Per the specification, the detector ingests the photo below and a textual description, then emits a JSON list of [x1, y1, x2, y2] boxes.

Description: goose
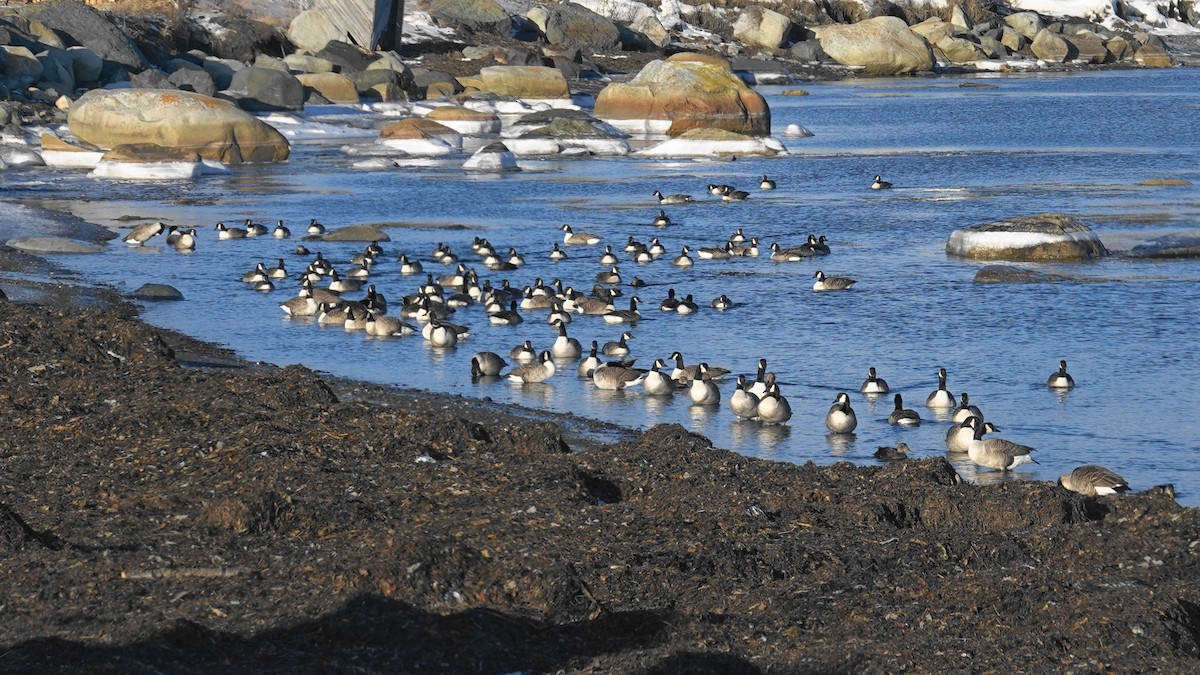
[[648, 238, 666, 258], [310, 253, 333, 276], [365, 312, 416, 337], [592, 364, 645, 390], [294, 244, 310, 256], [546, 300, 572, 326], [603, 297, 641, 324], [307, 218, 326, 235], [215, 222, 247, 239], [643, 359, 676, 396], [438, 264, 468, 287], [422, 320, 469, 342], [871, 175, 892, 190], [602, 331, 633, 357], [659, 289, 680, 312], [729, 238, 759, 257], [297, 265, 323, 284], [687, 364, 721, 406], [578, 341, 603, 378], [1047, 360, 1075, 389], [252, 278, 275, 292], [670, 352, 730, 383], [265, 258, 288, 279], [951, 392, 983, 424], [426, 320, 459, 347], [272, 220, 291, 238], [807, 234, 831, 255], [242, 262, 270, 284], [707, 183, 732, 196], [926, 368, 956, 408], [399, 255, 423, 275], [629, 277, 647, 288], [946, 417, 999, 454], [489, 301, 523, 326], [520, 287, 554, 311], [756, 383, 791, 424], [345, 263, 371, 279], [548, 243, 568, 260], [653, 190, 693, 205], [875, 443, 910, 461], [825, 392, 858, 434], [812, 270, 856, 291], [630, 245, 653, 263], [366, 240, 384, 257], [596, 266, 621, 285], [562, 224, 601, 245], [860, 367, 889, 395], [887, 393, 921, 426], [510, 340, 538, 363], [760, 175, 776, 190], [341, 305, 368, 331], [769, 242, 807, 262], [505, 350, 556, 383], [675, 294, 700, 315], [966, 416, 1036, 471], [652, 210, 672, 227], [316, 302, 351, 326], [697, 242, 733, 260], [446, 283, 475, 308], [721, 187, 750, 202], [730, 375, 760, 420], [711, 295, 734, 310], [728, 228, 746, 243], [123, 221, 164, 246], [673, 246, 693, 267], [747, 359, 770, 396], [304, 283, 342, 306], [1058, 466, 1131, 496], [550, 320, 582, 360], [171, 228, 197, 251], [472, 352, 508, 378], [623, 237, 642, 253], [244, 219, 268, 237], [598, 246, 619, 266], [573, 294, 613, 316], [328, 272, 364, 294]]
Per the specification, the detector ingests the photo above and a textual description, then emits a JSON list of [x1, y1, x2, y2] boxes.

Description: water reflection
[[756, 423, 791, 453], [825, 432, 856, 456], [509, 380, 555, 404], [950, 457, 1041, 487]]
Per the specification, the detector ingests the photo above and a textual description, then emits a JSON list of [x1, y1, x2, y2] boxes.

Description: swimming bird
[[673, 246, 693, 267], [676, 294, 700, 315], [966, 416, 1036, 471], [578, 341, 603, 378], [1047, 359, 1075, 389], [653, 190, 693, 205], [887, 393, 921, 426], [926, 368, 956, 408], [756, 382, 791, 424], [123, 221, 164, 246], [812, 270, 856, 291], [659, 289, 680, 312], [747, 359, 770, 396], [860, 367, 889, 395], [687, 364, 721, 406], [592, 364, 645, 390], [244, 219, 268, 237], [760, 175, 776, 190], [729, 238, 759, 257], [946, 417, 999, 453], [242, 262, 269, 284], [294, 245, 310, 256], [399, 255, 423, 275], [697, 242, 733, 260], [548, 243, 568, 260], [871, 175, 892, 190], [951, 392, 983, 424], [648, 238, 666, 258], [265, 258, 288, 280], [730, 375, 760, 420], [252, 278, 274, 292], [307, 219, 325, 235], [807, 234, 831, 255], [596, 266, 621, 285], [562, 224, 601, 245], [602, 331, 633, 357], [728, 228, 746, 243], [343, 305, 368, 331], [215, 222, 247, 239], [707, 183, 732, 196], [272, 220, 291, 238], [652, 210, 671, 227], [769, 242, 807, 262], [603, 297, 641, 324], [643, 359, 675, 396], [171, 228, 197, 251], [1058, 465, 1131, 496], [721, 187, 750, 201], [365, 312, 416, 337], [316, 302, 351, 326], [550, 320, 582, 360], [511, 340, 537, 363], [471, 352, 508, 378], [711, 295, 734, 311], [825, 392, 858, 434], [629, 277, 646, 288], [488, 300, 523, 326], [874, 443, 910, 461], [598, 246, 619, 266], [328, 272, 363, 294], [505, 350, 556, 383], [426, 320, 459, 347]]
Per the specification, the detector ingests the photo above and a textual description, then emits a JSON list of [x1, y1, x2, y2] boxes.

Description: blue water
[[8, 69, 1200, 502]]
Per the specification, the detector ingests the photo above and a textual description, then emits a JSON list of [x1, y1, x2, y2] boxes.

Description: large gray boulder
[[1064, 31, 1107, 63], [1004, 11, 1044, 40], [1128, 233, 1200, 259], [533, 3, 621, 52], [315, 41, 376, 74], [1031, 29, 1071, 61], [168, 63, 216, 97], [226, 66, 305, 112], [812, 17, 934, 75], [16, 0, 147, 70], [732, 6, 793, 49], [2, 46, 44, 90], [946, 214, 1107, 261], [287, 9, 343, 53], [67, 46, 103, 84], [429, 0, 512, 36]]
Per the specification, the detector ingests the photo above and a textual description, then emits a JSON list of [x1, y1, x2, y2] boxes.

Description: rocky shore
[[0, 277, 1198, 672]]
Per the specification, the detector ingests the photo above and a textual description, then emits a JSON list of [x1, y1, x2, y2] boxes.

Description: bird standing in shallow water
[[966, 416, 1036, 471]]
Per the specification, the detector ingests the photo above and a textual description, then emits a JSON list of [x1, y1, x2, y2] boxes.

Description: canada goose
[[562, 224, 601, 245], [344, 263, 370, 279], [505, 350, 556, 383], [951, 392, 983, 424], [171, 228, 197, 251], [272, 220, 290, 238], [707, 183, 732, 196], [596, 266, 621, 285], [760, 175, 776, 190], [304, 282, 342, 306], [592, 364, 645, 390], [446, 283, 474, 308], [729, 238, 759, 257], [422, 320, 469, 342], [242, 262, 270, 284], [364, 240, 383, 257], [297, 265, 322, 284], [728, 228, 746, 243], [926, 368, 956, 408], [399, 255, 423, 275], [123, 221, 164, 245], [659, 289, 680, 312], [437, 264, 468, 288], [711, 295, 734, 310], [812, 270, 856, 291], [310, 252, 333, 275], [489, 301, 523, 326], [294, 245, 310, 256], [1058, 465, 1131, 496], [806, 234, 831, 255], [623, 237, 641, 253], [343, 305, 369, 331], [967, 416, 1036, 471], [326, 272, 361, 294], [860, 367, 889, 395], [874, 443, 910, 461], [721, 187, 750, 201], [673, 246, 693, 267], [597, 246, 618, 266], [697, 243, 733, 260], [676, 294, 699, 315], [265, 258, 288, 279], [688, 364, 721, 406], [871, 175, 892, 190], [548, 243, 568, 260], [643, 359, 675, 396], [747, 359, 770, 396], [652, 210, 671, 227], [629, 277, 646, 288], [472, 352, 508, 378], [252, 278, 274, 292], [603, 297, 641, 324], [551, 320, 582, 360], [670, 352, 730, 383], [316, 302, 350, 326], [769, 242, 807, 262], [426, 320, 459, 347], [825, 392, 858, 434], [946, 417, 999, 454], [756, 383, 791, 424], [215, 222, 247, 239], [578, 341, 602, 378], [602, 331, 633, 357], [244, 219, 268, 237], [573, 294, 613, 316], [887, 393, 921, 426], [546, 300, 573, 326], [365, 312, 416, 337], [730, 375, 760, 420], [653, 190, 693, 205], [1047, 360, 1075, 389], [307, 218, 326, 235]]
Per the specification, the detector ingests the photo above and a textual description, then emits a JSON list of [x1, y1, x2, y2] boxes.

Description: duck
[[488, 301, 523, 326], [122, 221, 164, 246], [673, 246, 694, 267], [687, 364, 721, 406], [244, 219, 268, 237], [505, 350, 556, 383], [596, 266, 621, 285], [365, 312, 416, 337], [887, 393, 921, 426], [926, 368, 956, 408], [398, 255, 423, 275], [471, 352, 508, 378], [562, 224, 601, 245], [756, 382, 792, 424], [812, 270, 856, 291], [654, 190, 694, 205], [825, 392, 858, 434], [548, 243, 568, 260], [426, 320, 459, 348], [760, 175, 776, 190], [307, 218, 326, 235], [951, 392, 983, 424], [643, 359, 676, 396], [511, 340, 537, 363], [602, 331, 633, 357], [272, 220, 291, 238], [215, 222, 247, 240], [859, 367, 889, 395], [578, 341, 603, 378], [1058, 465, 1131, 496], [711, 295, 734, 311], [592, 364, 645, 391], [730, 375, 760, 420], [598, 246, 619, 266], [874, 443, 910, 461], [1047, 359, 1075, 389], [659, 289, 680, 312], [603, 297, 641, 324], [871, 175, 893, 190], [550, 320, 582, 360], [946, 416, 999, 454], [966, 416, 1036, 471], [652, 210, 672, 227]]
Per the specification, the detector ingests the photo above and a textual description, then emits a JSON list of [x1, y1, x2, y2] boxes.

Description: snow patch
[[945, 229, 1102, 256], [378, 136, 458, 156], [90, 161, 204, 180], [635, 135, 787, 158]]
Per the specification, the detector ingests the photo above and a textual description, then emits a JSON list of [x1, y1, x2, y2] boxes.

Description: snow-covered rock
[[634, 128, 786, 158], [463, 141, 519, 171], [946, 213, 1107, 261]]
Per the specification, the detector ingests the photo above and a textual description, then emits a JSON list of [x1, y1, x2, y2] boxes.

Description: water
[[8, 69, 1200, 502]]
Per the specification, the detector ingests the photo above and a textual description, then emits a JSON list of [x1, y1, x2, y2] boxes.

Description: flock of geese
[[121, 173, 1139, 499]]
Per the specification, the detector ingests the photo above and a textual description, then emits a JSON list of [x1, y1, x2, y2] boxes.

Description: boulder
[[201, 57, 242, 90], [950, 5, 972, 31], [428, 0, 512, 36], [191, 16, 287, 64], [1128, 233, 1200, 259], [315, 41, 376, 74], [226, 66, 305, 112], [67, 46, 103, 84], [296, 73, 360, 103], [477, 65, 569, 98], [1004, 12, 1044, 40], [36, 47, 74, 90], [1105, 36, 1132, 61], [594, 55, 770, 136], [168, 66, 216, 97], [6, 236, 103, 254], [378, 117, 462, 155], [937, 36, 984, 63], [790, 40, 829, 62], [1031, 29, 1071, 62], [999, 26, 1027, 52], [16, 0, 147, 70], [67, 89, 289, 164], [732, 6, 793, 49], [514, 116, 630, 155], [634, 127, 786, 158], [946, 214, 1107, 261], [130, 68, 173, 89], [811, 17, 934, 75], [322, 225, 390, 242], [287, 9, 343, 53], [1138, 178, 1192, 186], [910, 18, 953, 44], [132, 284, 184, 300], [426, 106, 501, 135], [463, 141, 519, 171], [284, 54, 336, 74], [2, 46, 43, 90], [1134, 43, 1176, 67], [1064, 31, 1107, 63], [632, 15, 671, 49], [540, 3, 621, 52], [254, 55, 290, 72], [973, 265, 1073, 283]]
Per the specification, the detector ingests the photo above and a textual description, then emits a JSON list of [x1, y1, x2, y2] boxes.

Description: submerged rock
[[973, 265, 1076, 283], [635, 127, 786, 158], [463, 141, 519, 171], [946, 214, 1107, 261], [132, 284, 184, 300], [323, 225, 391, 242], [377, 117, 463, 155], [1128, 233, 1200, 259], [6, 236, 104, 254]]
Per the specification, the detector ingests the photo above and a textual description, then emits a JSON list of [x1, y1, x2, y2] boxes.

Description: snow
[[572, 0, 656, 24], [945, 228, 1103, 256], [1011, 0, 1200, 34], [377, 137, 457, 156], [90, 161, 204, 180], [402, 10, 457, 44], [259, 113, 378, 143], [463, 145, 520, 172], [429, 118, 502, 136], [634, 135, 787, 158], [599, 118, 673, 136]]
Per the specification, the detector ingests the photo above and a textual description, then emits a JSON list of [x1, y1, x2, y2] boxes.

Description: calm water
[[8, 69, 1200, 502]]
